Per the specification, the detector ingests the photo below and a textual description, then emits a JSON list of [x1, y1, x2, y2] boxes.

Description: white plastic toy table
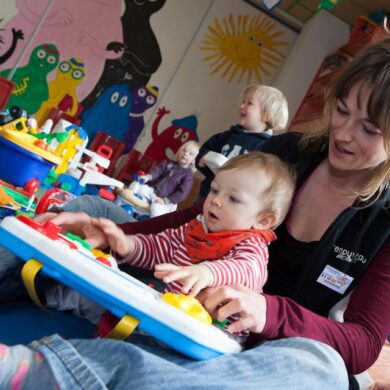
[[0, 216, 242, 360]]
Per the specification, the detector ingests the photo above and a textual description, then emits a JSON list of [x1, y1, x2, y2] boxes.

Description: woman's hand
[[197, 285, 267, 334], [91, 218, 135, 258], [48, 211, 109, 249], [370, 383, 390, 390]]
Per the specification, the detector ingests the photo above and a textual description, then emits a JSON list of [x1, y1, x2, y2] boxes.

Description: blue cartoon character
[[144, 107, 198, 162], [81, 83, 132, 144], [124, 84, 158, 153], [0, 43, 60, 114]]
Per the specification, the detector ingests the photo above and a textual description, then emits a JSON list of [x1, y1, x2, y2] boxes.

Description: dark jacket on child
[[195, 125, 271, 200]]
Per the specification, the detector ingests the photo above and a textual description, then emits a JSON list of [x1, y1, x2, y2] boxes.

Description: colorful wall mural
[[0, 0, 297, 164]]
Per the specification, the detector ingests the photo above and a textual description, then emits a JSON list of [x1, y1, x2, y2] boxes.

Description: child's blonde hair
[[218, 152, 295, 229], [175, 140, 200, 169], [241, 84, 289, 131]]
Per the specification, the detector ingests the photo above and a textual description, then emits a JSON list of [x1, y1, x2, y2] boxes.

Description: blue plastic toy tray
[[0, 216, 241, 360]]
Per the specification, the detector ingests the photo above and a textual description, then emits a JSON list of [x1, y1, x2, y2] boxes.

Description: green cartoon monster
[[1, 43, 60, 114]]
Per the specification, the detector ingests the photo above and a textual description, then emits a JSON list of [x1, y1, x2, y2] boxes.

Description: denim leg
[[62, 195, 133, 224], [0, 343, 57, 389], [45, 284, 105, 324], [34, 334, 348, 390], [0, 246, 56, 300], [0, 247, 25, 298]]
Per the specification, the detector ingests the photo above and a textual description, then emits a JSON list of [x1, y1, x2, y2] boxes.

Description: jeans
[[61, 194, 134, 223], [0, 334, 348, 389]]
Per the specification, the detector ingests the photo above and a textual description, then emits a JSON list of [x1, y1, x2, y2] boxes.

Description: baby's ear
[[254, 212, 276, 230]]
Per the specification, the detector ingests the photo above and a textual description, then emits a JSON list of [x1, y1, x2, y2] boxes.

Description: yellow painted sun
[[200, 14, 288, 83]]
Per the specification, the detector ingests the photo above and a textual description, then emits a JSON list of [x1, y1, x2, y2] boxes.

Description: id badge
[[317, 265, 353, 294]]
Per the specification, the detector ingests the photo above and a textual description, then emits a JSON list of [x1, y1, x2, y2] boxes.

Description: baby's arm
[[205, 237, 269, 292], [154, 263, 214, 296]]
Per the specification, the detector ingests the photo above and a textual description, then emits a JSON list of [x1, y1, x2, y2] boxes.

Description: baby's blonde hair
[[241, 84, 289, 131], [218, 152, 296, 229]]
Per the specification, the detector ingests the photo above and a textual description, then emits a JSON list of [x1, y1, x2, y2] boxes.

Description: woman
[[1, 36, 390, 389]]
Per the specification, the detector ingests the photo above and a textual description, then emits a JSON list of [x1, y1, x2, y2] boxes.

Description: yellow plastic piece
[[0, 129, 62, 164], [106, 314, 140, 340], [0, 186, 14, 204], [35, 57, 85, 125], [162, 293, 212, 325], [53, 128, 85, 175], [91, 248, 111, 258], [21, 258, 46, 310], [0, 117, 29, 133]]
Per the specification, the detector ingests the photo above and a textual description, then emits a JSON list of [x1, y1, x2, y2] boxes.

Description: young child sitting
[[94, 151, 295, 338], [119, 140, 200, 217], [196, 84, 288, 200]]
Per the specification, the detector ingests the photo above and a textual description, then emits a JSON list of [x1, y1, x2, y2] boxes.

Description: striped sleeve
[[204, 236, 268, 292], [121, 224, 191, 271]]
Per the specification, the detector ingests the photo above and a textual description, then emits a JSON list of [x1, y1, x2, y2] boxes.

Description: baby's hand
[[91, 218, 135, 258], [153, 197, 165, 204], [154, 264, 214, 297], [198, 157, 206, 168]]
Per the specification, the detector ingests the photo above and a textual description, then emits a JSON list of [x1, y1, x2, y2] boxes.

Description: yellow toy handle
[[21, 258, 46, 310], [106, 314, 140, 340], [21, 258, 139, 340]]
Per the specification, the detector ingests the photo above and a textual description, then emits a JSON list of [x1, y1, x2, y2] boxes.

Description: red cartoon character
[[144, 107, 198, 162]]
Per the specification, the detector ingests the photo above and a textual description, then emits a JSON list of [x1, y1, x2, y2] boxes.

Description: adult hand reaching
[[197, 284, 267, 334], [47, 211, 109, 249], [90, 218, 135, 258]]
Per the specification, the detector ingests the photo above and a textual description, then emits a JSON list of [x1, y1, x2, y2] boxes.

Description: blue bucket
[[0, 136, 57, 187]]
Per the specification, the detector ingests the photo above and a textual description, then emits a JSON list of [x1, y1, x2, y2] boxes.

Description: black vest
[[263, 132, 390, 316]]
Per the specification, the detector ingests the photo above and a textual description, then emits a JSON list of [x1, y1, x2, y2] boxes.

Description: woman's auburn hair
[[299, 35, 390, 203]]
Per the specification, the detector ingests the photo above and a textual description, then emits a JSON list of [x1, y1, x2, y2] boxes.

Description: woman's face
[[328, 82, 388, 174]]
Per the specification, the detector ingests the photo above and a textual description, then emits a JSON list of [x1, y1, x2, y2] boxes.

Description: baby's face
[[203, 167, 270, 232], [178, 146, 198, 168]]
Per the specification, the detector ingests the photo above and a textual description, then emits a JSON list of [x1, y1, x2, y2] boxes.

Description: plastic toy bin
[[0, 135, 57, 187]]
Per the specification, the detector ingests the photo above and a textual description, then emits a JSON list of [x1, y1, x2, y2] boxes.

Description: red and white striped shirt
[[123, 220, 269, 294]]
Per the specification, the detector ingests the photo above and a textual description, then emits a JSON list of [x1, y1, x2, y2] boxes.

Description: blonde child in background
[[120, 140, 200, 217], [94, 152, 295, 338], [196, 84, 288, 200]]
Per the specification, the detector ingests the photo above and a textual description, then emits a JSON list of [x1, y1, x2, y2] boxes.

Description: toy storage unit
[[0, 130, 62, 187]]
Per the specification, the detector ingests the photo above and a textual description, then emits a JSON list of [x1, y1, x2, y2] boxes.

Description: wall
[[0, 1, 311, 162], [273, 10, 350, 124], [136, 0, 297, 159]]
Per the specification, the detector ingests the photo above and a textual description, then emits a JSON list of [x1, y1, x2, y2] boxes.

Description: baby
[[95, 152, 295, 336], [120, 140, 199, 217]]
